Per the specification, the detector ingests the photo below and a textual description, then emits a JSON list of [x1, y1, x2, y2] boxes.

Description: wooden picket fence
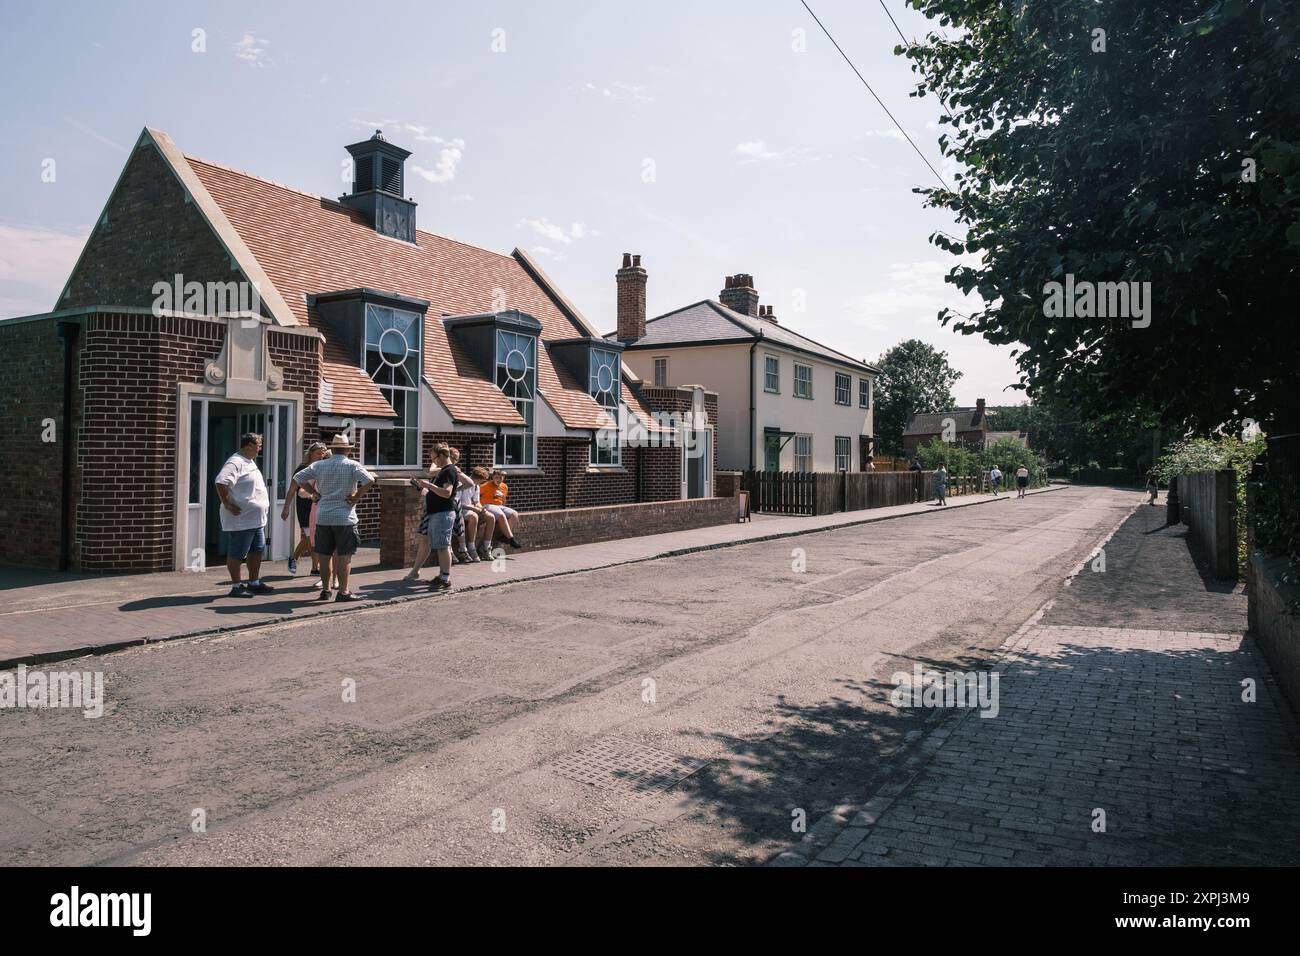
[[741, 469, 943, 516]]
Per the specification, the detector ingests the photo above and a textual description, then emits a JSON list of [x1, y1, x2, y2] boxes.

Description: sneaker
[[228, 584, 254, 598], [476, 543, 492, 561], [465, 549, 480, 563], [334, 591, 362, 602], [507, 537, 523, 549], [249, 581, 276, 595], [403, 568, 421, 582], [317, 590, 332, 601], [287, 558, 299, 574], [428, 577, 452, 593], [454, 550, 472, 565]]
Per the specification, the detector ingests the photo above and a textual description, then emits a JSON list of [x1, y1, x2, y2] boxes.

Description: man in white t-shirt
[[214, 432, 274, 598]]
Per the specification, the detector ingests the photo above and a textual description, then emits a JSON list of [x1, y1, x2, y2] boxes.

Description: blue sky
[[0, 0, 1016, 405]]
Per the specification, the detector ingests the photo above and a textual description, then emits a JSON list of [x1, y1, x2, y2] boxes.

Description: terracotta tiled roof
[[185, 155, 627, 429]]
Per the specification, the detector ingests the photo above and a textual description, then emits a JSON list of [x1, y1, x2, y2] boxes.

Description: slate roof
[[184, 151, 663, 431], [608, 299, 879, 375], [904, 408, 988, 436]]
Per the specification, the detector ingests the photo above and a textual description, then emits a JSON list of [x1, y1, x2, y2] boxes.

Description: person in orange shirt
[[479, 469, 523, 549]]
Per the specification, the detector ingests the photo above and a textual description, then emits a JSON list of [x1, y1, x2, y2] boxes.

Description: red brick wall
[[61, 312, 319, 572], [0, 320, 69, 568], [61, 143, 256, 314]]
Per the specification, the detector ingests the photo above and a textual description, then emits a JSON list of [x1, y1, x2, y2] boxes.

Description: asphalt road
[[0, 486, 1138, 866]]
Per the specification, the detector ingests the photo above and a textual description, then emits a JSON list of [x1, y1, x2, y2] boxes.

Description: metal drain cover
[[551, 737, 710, 794]]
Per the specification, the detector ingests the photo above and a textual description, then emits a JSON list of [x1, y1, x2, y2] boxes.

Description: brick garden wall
[[0, 320, 69, 569], [380, 487, 739, 566]]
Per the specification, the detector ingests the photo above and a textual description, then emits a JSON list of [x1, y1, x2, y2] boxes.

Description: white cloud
[[0, 223, 88, 318], [735, 140, 781, 162], [530, 245, 562, 261], [581, 81, 653, 103], [410, 138, 465, 184], [233, 33, 271, 67], [520, 218, 596, 246]]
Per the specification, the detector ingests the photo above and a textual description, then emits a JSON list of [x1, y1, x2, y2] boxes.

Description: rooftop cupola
[[340, 130, 418, 243]]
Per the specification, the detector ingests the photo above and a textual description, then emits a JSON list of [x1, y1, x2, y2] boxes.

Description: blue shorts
[[225, 526, 265, 560], [426, 510, 455, 549]]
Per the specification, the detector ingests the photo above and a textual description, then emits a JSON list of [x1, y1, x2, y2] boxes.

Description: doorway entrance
[[682, 428, 713, 499], [182, 397, 295, 569]]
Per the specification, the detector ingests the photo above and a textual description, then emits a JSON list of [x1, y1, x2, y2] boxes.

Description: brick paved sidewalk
[[0, 485, 1064, 667], [774, 502, 1300, 866]]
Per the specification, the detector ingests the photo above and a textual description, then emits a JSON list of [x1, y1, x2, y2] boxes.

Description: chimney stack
[[616, 252, 648, 341], [720, 274, 760, 317], [975, 398, 986, 424], [758, 304, 778, 324]]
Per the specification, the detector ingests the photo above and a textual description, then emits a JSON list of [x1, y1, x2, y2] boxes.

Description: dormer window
[[495, 329, 536, 466], [590, 348, 621, 465], [364, 303, 420, 466]]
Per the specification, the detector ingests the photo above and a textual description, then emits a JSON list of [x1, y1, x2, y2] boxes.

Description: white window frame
[[653, 356, 668, 387], [794, 434, 813, 472], [764, 354, 780, 393], [859, 378, 870, 409], [834, 372, 851, 406], [835, 436, 851, 472], [794, 363, 813, 400]]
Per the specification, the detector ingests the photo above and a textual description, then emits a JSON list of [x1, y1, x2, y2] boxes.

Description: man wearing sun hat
[[284, 433, 375, 602]]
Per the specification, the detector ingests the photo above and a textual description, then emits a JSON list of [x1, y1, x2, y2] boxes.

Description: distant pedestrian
[[935, 462, 948, 506], [908, 456, 923, 472], [989, 464, 1003, 496], [1146, 471, 1159, 505], [283, 434, 375, 602], [214, 432, 274, 598], [1016, 465, 1030, 498]]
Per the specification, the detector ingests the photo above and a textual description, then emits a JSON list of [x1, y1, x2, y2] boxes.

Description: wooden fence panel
[[742, 470, 939, 515]]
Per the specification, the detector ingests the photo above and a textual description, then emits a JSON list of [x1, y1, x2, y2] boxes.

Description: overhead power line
[[876, 0, 956, 122], [799, 0, 950, 191]]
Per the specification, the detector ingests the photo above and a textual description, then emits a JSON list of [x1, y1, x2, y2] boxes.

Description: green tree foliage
[[874, 339, 962, 454], [902, 0, 1300, 436], [916, 435, 1044, 481]]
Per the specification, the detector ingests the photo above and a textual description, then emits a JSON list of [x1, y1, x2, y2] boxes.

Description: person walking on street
[[1146, 471, 1159, 505], [934, 461, 948, 507], [282, 434, 375, 602], [214, 432, 275, 598], [989, 464, 1003, 496], [288, 442, 327, 576], [1016, 465, 1030, 499]]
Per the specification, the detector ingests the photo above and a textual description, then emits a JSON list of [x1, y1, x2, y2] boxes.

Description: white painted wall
[[623, 343, 752, 469], [623, 340, 874, 472]]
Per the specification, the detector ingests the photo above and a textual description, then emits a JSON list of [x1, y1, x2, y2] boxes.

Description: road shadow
[[669, 638, 1300, 867]]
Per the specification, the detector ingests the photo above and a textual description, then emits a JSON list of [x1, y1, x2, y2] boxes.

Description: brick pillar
[[379, 479, 423, 567]]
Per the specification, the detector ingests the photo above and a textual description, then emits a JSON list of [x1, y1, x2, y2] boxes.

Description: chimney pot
[[632, 254, 641, 267], [622, 252, 631, 268]]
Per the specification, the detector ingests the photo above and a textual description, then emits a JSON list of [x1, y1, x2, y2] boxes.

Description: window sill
[[585, 465, 627, 475], [496, 466, 545, 477]]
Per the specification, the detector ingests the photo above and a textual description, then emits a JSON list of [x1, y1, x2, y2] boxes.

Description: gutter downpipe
[[749, 330, 764, 472], [56, 320, 80, 572]]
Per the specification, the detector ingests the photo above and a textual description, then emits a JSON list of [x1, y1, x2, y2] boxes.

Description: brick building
[[0, 127, 714, 572], [902, 399, 990, 457]]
